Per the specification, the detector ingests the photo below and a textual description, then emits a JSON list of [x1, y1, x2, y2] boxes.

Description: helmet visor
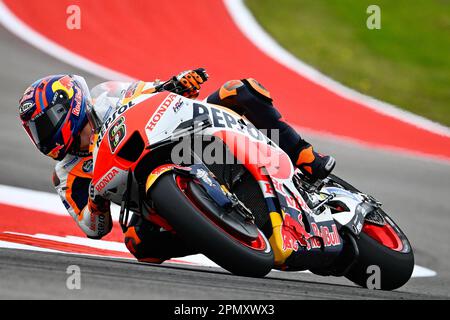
[[26, 103, 69, 150]]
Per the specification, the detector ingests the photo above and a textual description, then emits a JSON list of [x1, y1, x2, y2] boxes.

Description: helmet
[[19, 75, 90, 160]]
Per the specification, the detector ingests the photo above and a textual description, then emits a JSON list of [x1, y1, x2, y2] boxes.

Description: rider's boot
[[124, 214, 197, 263], [295, 144, 336, 182]]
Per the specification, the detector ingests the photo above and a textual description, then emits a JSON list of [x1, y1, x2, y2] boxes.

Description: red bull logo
[[281, 213, 309, 251], [280, 213, 341, 252], [47, 143, 64, 159], [311, 223, 341, 248]]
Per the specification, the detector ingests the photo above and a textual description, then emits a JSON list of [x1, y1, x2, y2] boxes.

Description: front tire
[[327, 174, 414, 290], [345, 231, 414, 290], [149, 173, 274, 277]]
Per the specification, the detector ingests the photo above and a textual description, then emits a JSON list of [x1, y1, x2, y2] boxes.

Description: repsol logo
[[146, 94, 178, 131], [97, 101, 135, 147], [192, 103, 269, 143], [95, 168, 119, 192], [90, 213, 106, 233]]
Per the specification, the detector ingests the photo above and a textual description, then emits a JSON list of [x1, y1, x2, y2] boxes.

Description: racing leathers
[[53, 75, 335, 263]]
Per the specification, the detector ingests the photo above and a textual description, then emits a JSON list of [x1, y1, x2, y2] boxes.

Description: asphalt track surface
[[0, 25, 449, 299]]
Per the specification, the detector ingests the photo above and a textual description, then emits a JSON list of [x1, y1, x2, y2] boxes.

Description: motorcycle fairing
[[90, 90, 365, 268], [92, 92, 173, 204], [140, 94, 348, 265]]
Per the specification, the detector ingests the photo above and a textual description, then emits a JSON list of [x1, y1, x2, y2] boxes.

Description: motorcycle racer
[[18, 70, 335, 263]]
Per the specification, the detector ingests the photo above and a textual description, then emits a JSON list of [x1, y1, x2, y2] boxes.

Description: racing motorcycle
[[88, 70, 414, 290]]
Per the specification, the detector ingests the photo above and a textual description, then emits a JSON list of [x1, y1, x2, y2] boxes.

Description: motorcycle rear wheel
[[149, 173, 274, 277]]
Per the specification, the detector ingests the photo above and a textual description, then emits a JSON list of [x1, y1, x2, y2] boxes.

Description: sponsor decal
[[51, 92, 60, 105], [20, 86, 35, 104], [89, 213, 106, 234], [259, 181, 276, 198], [52, 76, 74, 99], [192, 103, 268, 143], [281, 212, 308, 252], [310, 222, 341, 248], [124, 82, 139, 99], [146, 93, 178, 131], [19, 101, 35, 116], [96, 214, 107, 234], [95, 168, 120, 192], [89, 214, 96, 231], [82, 159, 93, 173], [172, 98, 184, 113], [108, 116, 126, 153], [72, 89, 82, 116], [97, 101, 135, 147], [47, 143, 64, 159], [58, 75, 73, 91], [281, 213, 341, 252], [62, 156, 79, 169]]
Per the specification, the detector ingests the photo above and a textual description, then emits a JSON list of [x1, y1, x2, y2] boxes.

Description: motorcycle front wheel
[[328, 174, 414, 290], [148, 173, 274, 277]]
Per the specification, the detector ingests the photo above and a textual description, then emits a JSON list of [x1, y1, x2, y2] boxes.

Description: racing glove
[[81, 183, 113, 239], [171, 68, 209, 99]]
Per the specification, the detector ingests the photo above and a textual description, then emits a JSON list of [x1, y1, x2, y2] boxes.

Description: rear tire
[[149, 173, 274, 277]]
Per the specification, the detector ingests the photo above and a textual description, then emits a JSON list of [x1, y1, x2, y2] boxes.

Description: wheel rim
[[175, 175, 269, 252], [362, 222, 404, 252]]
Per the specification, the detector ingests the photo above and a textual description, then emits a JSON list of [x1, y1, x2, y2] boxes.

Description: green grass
[[245, 0, 450, 126]]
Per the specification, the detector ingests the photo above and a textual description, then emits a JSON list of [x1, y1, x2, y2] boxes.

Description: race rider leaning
[[18, 70, 335, 264]]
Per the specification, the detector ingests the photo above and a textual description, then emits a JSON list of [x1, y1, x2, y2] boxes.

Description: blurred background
[[0, 0, 448, 299], [247, 0, 450, 126]]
